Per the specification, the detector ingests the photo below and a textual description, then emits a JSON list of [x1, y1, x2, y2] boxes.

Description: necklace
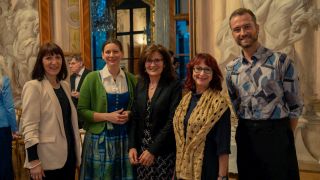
[[49, 79, 60, 89], [52, 82, 61, 89], [149, 83, 157, 90]]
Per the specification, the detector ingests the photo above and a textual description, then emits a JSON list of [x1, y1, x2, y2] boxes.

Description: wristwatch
[[220, 176, 228, 180]]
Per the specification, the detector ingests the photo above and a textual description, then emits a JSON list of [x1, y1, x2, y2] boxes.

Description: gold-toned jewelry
[[149, 83, 157, 90]]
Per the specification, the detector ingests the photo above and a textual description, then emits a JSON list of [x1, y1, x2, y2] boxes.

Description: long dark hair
[[138, 44, 176, 84], [32, 42, 68, 81], [184, 53, 223, 91]]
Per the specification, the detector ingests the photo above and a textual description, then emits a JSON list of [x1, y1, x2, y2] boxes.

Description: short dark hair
[[70, 54, 83, 62], [139, 44, 176, 84], [101, 38, 123, 52], [184, 53, 223, 92], [32, 42, 68, 81], [229, 8, 257, 27]]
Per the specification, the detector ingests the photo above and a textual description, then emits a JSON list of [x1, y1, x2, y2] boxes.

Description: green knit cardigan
[[77, 71, 137, 134]]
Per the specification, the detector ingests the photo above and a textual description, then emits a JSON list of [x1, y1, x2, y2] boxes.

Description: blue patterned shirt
[[226, 46, 303, 120]]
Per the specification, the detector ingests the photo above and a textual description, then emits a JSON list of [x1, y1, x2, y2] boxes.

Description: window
[[176, 20, 190, 79], [116, 0, 150, 74], [173, 0, 190, 80], [90, 0, 151, 72]]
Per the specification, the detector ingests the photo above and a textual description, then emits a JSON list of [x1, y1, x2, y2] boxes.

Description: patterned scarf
[[173, 89, 229, 180]]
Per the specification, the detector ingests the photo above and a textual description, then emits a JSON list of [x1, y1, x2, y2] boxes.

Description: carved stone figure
[[12, 0, 39, 93], [0, 1, 17, 97], [217, 0, 320, 64]]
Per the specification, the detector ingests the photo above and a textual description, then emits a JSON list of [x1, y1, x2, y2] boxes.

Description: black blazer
[[70, 68, 91, 106], [128, 78, 182, 156]]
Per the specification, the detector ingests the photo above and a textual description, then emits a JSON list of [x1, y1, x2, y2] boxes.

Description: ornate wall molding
[[80, 0, 92, 69], [39, 0, 51, 44], [39, 0, 91, 69]]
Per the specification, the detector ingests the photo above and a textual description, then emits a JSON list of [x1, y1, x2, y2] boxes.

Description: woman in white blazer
[[21, 42, 81, 180]]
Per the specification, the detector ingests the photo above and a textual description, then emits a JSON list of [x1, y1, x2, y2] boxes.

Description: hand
[[71, 90, 80, 98], [107, 109, 129, 124], [29, 160, 45, 180], [120, 110, 131, 119], [12, 131, 20, 140], [128, 148, 139, 165], [139, 150, 155, 167]]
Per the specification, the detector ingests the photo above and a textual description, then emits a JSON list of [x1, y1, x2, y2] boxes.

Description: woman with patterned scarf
[[173, 53, 231, 180]]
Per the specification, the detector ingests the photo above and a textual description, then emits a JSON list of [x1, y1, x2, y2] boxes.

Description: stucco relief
[[0, 0, 39, 107], [217, 0, 320, 65], [51, 1, 80, 53]]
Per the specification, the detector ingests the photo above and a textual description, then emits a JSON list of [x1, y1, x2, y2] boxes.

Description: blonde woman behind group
[[0, 56, 19, 180], [173, 53, 231, 180]]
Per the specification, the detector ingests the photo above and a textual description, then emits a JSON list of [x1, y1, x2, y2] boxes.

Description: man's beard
[[237, 34, 258, 49]]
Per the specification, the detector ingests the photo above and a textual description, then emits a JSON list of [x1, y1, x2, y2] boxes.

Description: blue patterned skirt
[[80, 125, 134, 180]]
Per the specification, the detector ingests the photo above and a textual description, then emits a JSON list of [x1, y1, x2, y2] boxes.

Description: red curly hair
[[184, 53, 223, 92]]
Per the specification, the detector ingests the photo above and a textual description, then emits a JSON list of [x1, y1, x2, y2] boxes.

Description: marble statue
[[0, 1, 16, 94], [0, 0, 40, 107], [217, 0, 320, 64], [12, 0, 39, 93], [243, 0, 319, 55]]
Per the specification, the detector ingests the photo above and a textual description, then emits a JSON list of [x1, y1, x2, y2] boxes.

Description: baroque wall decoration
[[0, 0, 40, 107], [51, 0, 80, 54]]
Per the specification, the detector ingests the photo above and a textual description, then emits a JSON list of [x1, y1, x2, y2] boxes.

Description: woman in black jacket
[[128, 44, 182, 180]]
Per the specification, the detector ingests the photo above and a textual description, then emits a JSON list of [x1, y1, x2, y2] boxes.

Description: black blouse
[[54, 86, 75, 159]]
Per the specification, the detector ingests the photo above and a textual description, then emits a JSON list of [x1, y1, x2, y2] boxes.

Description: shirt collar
[[78, 67, 85, 76], [100, 65, 125, 80], [240, 45, 271, 65]]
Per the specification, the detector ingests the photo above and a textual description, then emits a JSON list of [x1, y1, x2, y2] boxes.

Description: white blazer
[[21, 79, 81, 170]]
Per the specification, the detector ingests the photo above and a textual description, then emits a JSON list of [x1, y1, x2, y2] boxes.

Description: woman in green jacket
[[78, 39, 136, 180]]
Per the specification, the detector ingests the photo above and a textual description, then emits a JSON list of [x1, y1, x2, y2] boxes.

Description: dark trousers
[[236, 118, 300, 180], [0, 127, 13, 180], [43, 150, 76, 180]]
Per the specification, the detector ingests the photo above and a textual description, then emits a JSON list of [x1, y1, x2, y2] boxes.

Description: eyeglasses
[[193, 66, 212, 74], [231, 23, 254, 33], [146, 58, 163, 65]]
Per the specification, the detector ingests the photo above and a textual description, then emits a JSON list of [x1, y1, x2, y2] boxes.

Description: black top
[[183, 92, 231, 180], [54, 87, 75, 162], [27, 87, 75, 164]]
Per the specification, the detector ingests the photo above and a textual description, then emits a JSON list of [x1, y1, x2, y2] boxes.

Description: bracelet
[[29, 161, 41, 169], [219, 175, 228, 180]]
